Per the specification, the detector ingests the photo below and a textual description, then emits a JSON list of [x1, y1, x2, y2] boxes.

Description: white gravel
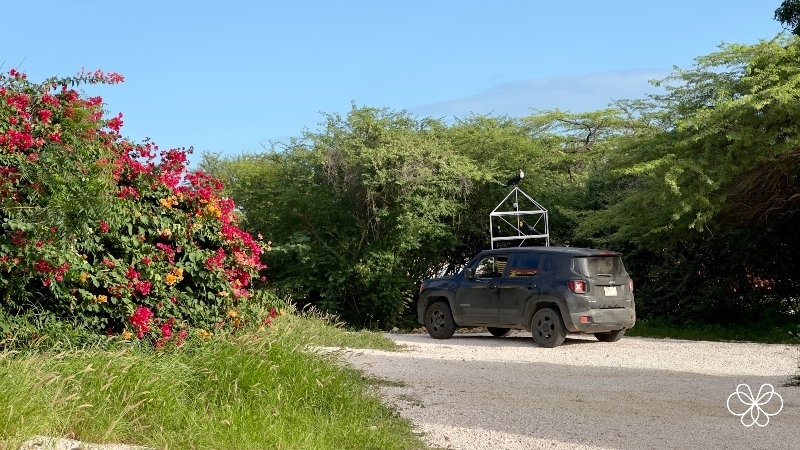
[[341, 331, 800, 450]]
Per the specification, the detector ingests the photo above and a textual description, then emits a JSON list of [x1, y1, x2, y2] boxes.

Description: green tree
[[582, 36, 800, 246], [202, 106, 488, 328], [775, 0, 800, 35], [577, 37, 800, 324]]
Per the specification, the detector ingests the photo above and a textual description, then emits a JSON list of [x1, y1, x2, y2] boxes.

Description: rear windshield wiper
[[595, 273, 612, 277]]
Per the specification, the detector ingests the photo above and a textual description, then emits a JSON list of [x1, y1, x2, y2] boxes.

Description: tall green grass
[[626, 318, 799, 344], [0, 309, 421, 450]]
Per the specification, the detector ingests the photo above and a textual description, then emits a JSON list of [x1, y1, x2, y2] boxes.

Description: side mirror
[[465, 268, 474, 279]]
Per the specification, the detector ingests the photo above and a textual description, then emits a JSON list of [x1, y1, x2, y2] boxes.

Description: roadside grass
[[627, 318, 799, 344], [0, 307, 421, 450]]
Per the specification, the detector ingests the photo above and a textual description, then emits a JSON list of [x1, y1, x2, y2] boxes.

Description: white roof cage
[[489, 186, 549, 249]]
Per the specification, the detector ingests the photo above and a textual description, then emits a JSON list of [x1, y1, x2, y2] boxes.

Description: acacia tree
[[581, 37, 800, 245], [577, 37, 800, 323], [0, 70, 264, 343]]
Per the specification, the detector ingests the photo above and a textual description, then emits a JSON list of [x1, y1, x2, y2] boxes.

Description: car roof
[[479, 247, 622, 257]]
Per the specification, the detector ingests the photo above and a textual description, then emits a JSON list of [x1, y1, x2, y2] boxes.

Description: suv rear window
[[573, 256, 627, 278]]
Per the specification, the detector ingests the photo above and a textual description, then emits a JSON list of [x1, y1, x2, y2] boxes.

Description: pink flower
[[160, 322, 172, 339], [134, 280, 151, 296], [125, 266, 140, 280], [38, 109, 52, 123], [129, 306, 154, 338], [205, 248, 225, 270]]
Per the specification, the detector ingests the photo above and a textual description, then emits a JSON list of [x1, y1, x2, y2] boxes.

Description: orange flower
[[95, 294, 108, 303], [205, 203, 222, 218], [197, 328, 213, 340], [159, 196, 178, 209], [165, 267, 184, 286], [165, 273, 178, 286]]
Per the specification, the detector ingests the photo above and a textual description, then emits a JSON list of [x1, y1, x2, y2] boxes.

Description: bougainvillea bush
[[0, 69, 265, 344]]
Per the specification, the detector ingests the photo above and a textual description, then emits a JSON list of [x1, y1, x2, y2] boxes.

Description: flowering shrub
[[0, 69, 265, 340]]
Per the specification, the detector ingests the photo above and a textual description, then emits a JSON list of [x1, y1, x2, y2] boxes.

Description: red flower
[[134, 280, 151, 296], [205, 248, 225, 270], [129, 306, 153, 338], [38, 109, 52, 123], [106, 113, 123, 133], [160, 322, 172, 339], [125, 266, 140, 280], [269, 308, 277, 318], [99, 221, 110, 233]]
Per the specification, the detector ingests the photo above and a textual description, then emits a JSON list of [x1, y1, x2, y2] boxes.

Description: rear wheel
[[487, 327, 510, 337], [425, 301, 456, 339], [531, 307, 567, 348], [594, 329, 625, 342]]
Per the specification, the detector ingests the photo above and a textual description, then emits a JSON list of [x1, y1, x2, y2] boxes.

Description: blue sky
[[2, 1, 784, 162]]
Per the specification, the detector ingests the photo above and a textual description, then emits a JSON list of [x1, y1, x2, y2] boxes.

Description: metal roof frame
[[489, 186, 549, 248]]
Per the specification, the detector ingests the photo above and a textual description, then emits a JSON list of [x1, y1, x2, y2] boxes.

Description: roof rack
[[489, 186, 549, 249]]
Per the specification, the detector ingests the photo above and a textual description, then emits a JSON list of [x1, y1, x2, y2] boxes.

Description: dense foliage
[[202, 107, 492, 327], [206, 37, 800, 330], [775, 0, 800, 35], [0, 70, 265, 343]]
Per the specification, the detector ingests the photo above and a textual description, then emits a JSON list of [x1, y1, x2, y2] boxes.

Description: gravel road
[[341, 331, 800, 450]]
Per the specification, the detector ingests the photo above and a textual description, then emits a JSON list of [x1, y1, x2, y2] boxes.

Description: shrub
[[0, 69, 265, 342]]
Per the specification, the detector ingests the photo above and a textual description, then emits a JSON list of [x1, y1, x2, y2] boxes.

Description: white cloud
[[411, 68, 670, 119]]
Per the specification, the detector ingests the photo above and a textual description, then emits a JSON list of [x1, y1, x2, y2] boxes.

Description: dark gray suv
[[417, 247, 636, 347]]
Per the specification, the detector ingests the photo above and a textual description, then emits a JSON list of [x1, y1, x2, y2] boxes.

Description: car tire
[[531, 307, 567, 348], [487, 327, 510, 337], [594, 329, 625, 342], [425, 301, 456, 339]]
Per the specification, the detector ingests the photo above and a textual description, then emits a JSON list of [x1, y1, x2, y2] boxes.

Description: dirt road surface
[[342, 331, 799, 450]]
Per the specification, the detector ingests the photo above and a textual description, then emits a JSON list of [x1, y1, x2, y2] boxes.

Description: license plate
[[604, 286, 618, 296]]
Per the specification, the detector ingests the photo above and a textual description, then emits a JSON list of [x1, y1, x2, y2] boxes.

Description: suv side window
[[474, 256, 508, 278], [507, 253, 541, 277]]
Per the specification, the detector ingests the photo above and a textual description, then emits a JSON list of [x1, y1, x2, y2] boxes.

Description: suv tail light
[[628, 279, 634, 292], [419, 283, 425, 293], [568, 280, 586, 294]]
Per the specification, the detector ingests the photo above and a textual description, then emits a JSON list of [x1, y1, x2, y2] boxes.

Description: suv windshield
[[574, 256, 627, 278]]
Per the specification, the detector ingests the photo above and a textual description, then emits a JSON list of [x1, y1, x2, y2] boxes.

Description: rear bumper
[[568, 307, 635, 333]]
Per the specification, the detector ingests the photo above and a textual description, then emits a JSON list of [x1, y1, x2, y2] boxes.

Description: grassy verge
[[0, 309, 422, 450], [626, 318, 799, 344]]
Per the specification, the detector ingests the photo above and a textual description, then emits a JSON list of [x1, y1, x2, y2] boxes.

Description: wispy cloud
[[411, 68, 670, 119]]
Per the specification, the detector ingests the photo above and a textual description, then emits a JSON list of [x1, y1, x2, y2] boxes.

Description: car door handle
[[527, 284, 537, 290]]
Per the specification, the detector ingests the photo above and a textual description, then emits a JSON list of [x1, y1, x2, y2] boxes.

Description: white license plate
[[603, 286, 618, 296]]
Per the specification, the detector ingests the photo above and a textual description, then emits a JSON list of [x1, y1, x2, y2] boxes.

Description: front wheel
[[531, 307, 567, 348], [594, 329, 625, 342], [425, 301, 456, 339], [487, 327, 510, 337]]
